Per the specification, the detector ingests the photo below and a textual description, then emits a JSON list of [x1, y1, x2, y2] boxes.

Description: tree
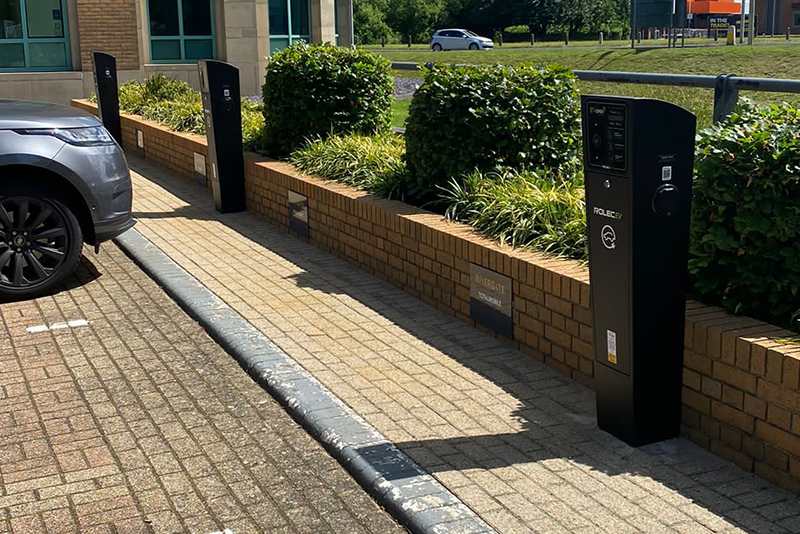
[[446, 0, 532, 35], [385, 0, 446, 42], [527, 0, 561, 37], [354, 0, 394, 44]]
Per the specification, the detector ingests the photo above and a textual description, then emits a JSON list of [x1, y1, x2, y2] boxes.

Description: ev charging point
[[198, 60, 246, 214], [582, 96, 696, 447], [91, 52, 122, 145]]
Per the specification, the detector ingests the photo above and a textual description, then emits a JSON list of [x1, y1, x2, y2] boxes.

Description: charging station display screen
[[586, 102, 627, 172]]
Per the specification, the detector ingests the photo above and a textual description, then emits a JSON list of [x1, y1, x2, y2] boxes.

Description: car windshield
[[464, 30, 478, 37]]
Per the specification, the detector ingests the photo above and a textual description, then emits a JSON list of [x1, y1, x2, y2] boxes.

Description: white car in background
[[430, 29, 494, 51]]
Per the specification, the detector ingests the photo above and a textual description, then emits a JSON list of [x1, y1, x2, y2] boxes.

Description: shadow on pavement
[[128, 156, 800, 534], [53, 252, 102, 295]]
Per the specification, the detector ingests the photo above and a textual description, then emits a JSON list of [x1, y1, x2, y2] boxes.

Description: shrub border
[[73, 99, 800, 494]]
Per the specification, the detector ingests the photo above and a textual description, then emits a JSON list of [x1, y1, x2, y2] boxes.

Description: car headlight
[[15, 126, 115, 147]]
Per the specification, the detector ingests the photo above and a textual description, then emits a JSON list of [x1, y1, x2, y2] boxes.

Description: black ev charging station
[[582, 96, 696, 447], [198, 59, 246, 214], [91, 52, 122, 145]]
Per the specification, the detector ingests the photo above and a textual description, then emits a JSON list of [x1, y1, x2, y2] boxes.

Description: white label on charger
[[662, 166, 673, 181], [607, 330, 618, 365], [194, 153, 206, 176]]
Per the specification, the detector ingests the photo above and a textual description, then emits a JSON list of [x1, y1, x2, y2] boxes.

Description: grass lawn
[[392, 100, 411, 129], [387, 44, 800, 128]]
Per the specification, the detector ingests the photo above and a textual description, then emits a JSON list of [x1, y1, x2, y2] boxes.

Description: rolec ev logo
[[593, 207, 623, 220]]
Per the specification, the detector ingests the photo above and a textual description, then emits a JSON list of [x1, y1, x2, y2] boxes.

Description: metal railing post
[[713, 74, 739, 123]]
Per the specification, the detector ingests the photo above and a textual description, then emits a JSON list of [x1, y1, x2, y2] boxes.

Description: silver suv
[[0, 100, 134, 300]]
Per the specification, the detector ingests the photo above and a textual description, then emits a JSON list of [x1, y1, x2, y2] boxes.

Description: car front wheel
[[0, 188, 83, 301], [432, 43, 443, 51], [469, 43, 479, 50]]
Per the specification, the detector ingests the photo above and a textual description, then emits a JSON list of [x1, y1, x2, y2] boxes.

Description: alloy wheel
[[0, 196, 69, 291]]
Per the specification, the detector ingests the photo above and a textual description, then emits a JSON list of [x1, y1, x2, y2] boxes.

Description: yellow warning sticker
[[607, 330, 618, 365]]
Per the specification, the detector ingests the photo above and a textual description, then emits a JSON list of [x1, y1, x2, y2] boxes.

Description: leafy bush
[[118, 81, 146, 114], [443, 168, 587, 261], [290, 134, 407, 198], [262, 42, 394, 156], [144, 97, 205, 135], [142, 72, 195, 102], [690, 99, 800, 331], [404, 63, 581, 203], [241, 100, 268, 153]]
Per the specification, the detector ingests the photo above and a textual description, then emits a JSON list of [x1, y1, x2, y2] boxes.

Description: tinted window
[[269, 0, 288, 35], [149, 0, 180, 36], [182, 0, 212, 36], [26, 0, 64, 38], [0, 0, 70, 70], [148, 0, 214, 62], [0, 0, 23, 39]]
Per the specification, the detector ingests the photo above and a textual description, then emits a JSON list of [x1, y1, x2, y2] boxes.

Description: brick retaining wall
[[73, 99, 800, 493]]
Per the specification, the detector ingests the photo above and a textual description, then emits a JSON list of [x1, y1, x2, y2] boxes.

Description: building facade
[[757, 0, 799, 34], [686, 0, 798, 35], [0, 0, 353, 104]]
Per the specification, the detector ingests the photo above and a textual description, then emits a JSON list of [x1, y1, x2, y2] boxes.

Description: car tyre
[[469, 43, 479, 50], [0, 185, 83, 301], [432, 43, 443, 51]]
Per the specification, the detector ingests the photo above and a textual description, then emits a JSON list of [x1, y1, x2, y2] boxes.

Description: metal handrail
[[391, 61, 800, 123]]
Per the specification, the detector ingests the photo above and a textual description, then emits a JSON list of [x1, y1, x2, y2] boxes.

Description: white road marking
[[27, 319, 90, 334]]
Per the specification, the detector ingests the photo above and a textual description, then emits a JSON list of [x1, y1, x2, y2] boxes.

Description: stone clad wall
[[72, 99, 800, 493]]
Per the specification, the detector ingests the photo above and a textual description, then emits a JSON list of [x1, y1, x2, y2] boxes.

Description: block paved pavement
[[125, 154, 800, 533], [0, 244, 408, 534], [130, 152, 800, 534]]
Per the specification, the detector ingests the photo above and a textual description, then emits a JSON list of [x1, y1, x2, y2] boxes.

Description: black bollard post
[[91, 52, 122, 145], [198, 60, 245, 214]]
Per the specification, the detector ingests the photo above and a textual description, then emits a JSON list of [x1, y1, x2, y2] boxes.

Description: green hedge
[[690, 100, 800, 331], [404, 63, 581, 203], [262, 43, 394, 156]]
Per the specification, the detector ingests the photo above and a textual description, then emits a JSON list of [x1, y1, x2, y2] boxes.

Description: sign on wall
[[136, 129, 145, 157], [470, 264, 513, 339], [194, 152, 207, 187], [288, 191, 309, 238], [708, 15, 753, 29]]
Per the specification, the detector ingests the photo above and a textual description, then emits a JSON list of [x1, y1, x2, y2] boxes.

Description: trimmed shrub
[[290, 134, 407, 198], [262, 42, 394, 156], [404, 63, 581, 203], [443, 168, 587, 261], [690, 99, 800, 331]]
